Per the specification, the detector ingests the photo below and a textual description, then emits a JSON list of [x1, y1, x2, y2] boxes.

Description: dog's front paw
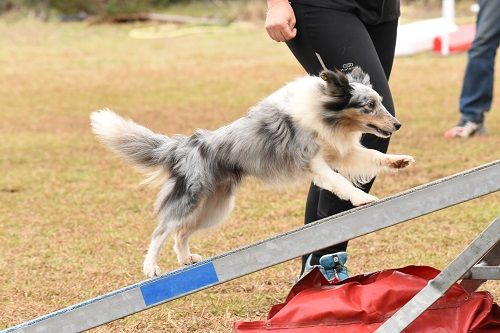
[[350, 192, 378, 206], [143, 261, 161, 278], [180, 254, 203, 266], [386, 155, 415, 169]]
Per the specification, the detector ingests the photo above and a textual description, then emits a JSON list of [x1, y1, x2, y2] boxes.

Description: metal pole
[[441, 0, 455, 55]]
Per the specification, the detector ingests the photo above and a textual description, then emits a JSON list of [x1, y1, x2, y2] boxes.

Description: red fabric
[[234, 266, 500, 333]]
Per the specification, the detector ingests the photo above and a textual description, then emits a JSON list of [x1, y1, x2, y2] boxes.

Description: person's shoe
[[444, 120, 485, 138], [301, 252, 349, 283], [319, 252, 349, 281]]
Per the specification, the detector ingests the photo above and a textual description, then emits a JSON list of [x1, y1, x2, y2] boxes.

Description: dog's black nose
[[394, 122, 402, 131]]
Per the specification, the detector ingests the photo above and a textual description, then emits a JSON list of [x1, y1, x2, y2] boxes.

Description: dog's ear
[[319, 69, 352, 111], [320, 69, 351, 95], [346, 66, 372, 87]]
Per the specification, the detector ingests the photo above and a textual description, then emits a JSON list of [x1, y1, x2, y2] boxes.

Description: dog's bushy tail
[[90, 109, 171, 184]]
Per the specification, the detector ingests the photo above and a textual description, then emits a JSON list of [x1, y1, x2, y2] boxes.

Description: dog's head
[[319, 67, 401, 138]]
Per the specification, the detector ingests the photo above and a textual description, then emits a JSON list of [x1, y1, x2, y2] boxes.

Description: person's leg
[[286, 3, 398, 272], [459, 0, 500, 124], [366, 21, 399, 80]]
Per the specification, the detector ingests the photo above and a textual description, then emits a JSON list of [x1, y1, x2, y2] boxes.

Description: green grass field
[[0, 18, 499, 332]]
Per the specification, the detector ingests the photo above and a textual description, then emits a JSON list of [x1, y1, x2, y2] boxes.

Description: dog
[[90, 67, 414, 278]]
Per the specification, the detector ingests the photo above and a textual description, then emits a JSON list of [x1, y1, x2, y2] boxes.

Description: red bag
[[234, 266, 500, 332]]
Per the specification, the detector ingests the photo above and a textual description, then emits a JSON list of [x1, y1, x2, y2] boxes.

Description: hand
[[265, 0, 297, 42]]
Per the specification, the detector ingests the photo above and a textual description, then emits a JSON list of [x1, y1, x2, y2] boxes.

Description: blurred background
[[0, 0, 484, 22], [0, 0, 498, 332]]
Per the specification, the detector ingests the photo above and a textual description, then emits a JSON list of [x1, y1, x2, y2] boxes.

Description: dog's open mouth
[[367, 124, 392, 137]]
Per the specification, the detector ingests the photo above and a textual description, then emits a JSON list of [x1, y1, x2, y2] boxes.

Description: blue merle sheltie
[[90, 67, 414, 277]]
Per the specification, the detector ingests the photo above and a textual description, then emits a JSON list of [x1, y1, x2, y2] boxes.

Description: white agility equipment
[[2, 160, 499, 333], [395, 0, 457, 56]]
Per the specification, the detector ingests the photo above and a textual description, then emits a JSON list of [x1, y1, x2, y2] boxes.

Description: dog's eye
[[367, 100, 375, 108]]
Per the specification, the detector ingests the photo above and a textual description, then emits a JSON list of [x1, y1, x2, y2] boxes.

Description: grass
[[0, 16, 499, 333]]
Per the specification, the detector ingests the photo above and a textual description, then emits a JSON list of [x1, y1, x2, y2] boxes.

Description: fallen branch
[[106, 12, 228, 25]]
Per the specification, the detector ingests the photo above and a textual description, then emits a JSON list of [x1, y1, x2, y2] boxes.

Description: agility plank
[[2, 160, 499, 333], [374, 216, 500, 333]]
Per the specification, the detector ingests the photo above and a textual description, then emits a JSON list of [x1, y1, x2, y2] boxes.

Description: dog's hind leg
[[143, 220, 174, 278], [144, 176, 205, 275], [173, 223, 203, 266], [174, 184, 236, 265], [171, 204, 204, 266]]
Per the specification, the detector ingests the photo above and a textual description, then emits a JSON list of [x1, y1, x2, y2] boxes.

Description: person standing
[[265, 0, 401, 280], [444, 0, 499, 138]]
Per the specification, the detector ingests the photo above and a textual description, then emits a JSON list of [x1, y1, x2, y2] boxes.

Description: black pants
[[285, 3, 399, 272]]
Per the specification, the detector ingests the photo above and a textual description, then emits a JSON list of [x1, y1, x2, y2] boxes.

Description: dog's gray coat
[[91, 67, 414, 277]]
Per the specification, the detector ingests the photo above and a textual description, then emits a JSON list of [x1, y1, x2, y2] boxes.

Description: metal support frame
[[460, 240, 500, 292], [2, 160, 499, 333], [467, 265, 500, 280], [375, 216, 499, 333]]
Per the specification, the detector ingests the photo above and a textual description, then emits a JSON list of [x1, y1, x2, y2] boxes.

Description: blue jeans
[[459, 0, 500, 124]]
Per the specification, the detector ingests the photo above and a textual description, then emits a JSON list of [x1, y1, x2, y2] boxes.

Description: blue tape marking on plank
[[140, 261, 219, 306]]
